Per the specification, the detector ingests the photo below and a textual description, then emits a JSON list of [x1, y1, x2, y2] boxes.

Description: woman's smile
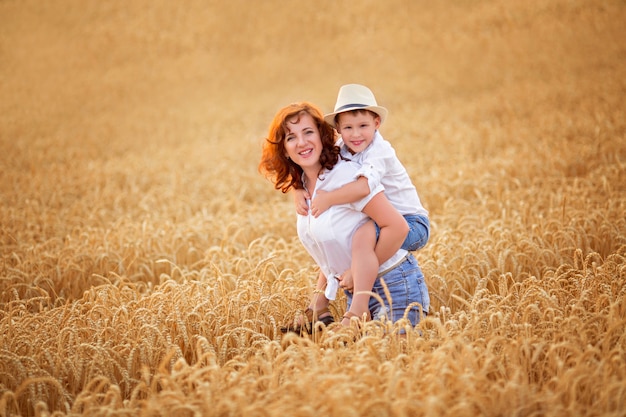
[[284, 113, 322, 172]]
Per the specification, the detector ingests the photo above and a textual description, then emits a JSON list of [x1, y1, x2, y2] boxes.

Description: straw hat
[[324, 84, 388, 128]]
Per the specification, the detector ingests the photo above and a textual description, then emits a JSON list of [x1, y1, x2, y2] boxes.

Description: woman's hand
[[338, 269, 354, 292]]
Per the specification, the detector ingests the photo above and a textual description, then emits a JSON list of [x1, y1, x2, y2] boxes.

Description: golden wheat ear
[[281, 310, 335, 335]]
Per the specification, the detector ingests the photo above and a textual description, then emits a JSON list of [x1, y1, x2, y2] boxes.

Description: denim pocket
[[370, 255, 429, 325]]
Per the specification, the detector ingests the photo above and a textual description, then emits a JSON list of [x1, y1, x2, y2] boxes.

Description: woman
[[259, 102, 429, 331]]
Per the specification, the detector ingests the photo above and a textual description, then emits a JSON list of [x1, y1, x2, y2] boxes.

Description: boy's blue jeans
[[375, 214, 430, 252]]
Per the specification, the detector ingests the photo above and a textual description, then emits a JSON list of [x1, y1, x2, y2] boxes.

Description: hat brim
[[324, 105, 388, 128]]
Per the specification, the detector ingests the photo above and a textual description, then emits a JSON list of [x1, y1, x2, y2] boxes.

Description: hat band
[[334, 103, 370, 112]]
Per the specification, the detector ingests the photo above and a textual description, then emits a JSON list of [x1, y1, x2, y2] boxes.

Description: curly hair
[[259, 102, 339, 193]]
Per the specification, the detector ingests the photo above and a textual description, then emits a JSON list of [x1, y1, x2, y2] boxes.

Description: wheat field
[[1, 0, 625, 416]]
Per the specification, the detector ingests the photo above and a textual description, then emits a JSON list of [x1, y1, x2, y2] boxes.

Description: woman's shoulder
[[322, 159, 360, 186], [333, 158, 361, 176]]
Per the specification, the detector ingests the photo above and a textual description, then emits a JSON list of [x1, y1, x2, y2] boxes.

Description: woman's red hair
[[259, 102, 339, 193]]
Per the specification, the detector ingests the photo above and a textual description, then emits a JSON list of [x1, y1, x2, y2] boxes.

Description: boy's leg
[[343, 220, 378, 326]]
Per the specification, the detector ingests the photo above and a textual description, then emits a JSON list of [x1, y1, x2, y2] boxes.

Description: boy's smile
[[336, 110, 381, 154]]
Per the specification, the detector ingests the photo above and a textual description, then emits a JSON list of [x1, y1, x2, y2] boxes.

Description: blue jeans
[[402, 214, 430, 251], [345, 254, 430, 326], [375, 214, 430, 252]]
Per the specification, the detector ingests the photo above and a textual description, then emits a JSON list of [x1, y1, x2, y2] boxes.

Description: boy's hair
[[334, 108, 381, 128]]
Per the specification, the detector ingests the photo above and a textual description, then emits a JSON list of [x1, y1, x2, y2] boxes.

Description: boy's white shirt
[[337, 131, 428, 217]]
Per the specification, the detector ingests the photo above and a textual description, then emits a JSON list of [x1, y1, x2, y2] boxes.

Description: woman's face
[[284, 112, 323, 173]]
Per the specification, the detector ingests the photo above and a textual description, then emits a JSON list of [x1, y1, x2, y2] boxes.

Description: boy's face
[[336, 110, 380, 154]]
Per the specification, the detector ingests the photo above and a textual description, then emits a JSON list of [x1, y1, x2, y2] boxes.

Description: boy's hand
[[293, 189, 310, 216], [338, 269, 354, 292], [310, 190, 332, 218]]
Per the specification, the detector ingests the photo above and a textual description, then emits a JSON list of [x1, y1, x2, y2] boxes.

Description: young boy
[[294, 84, 429, 323]]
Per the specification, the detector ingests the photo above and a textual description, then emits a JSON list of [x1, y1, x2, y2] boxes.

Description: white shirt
[[338, 131, 428, 217], [297, 159, 409, 300]]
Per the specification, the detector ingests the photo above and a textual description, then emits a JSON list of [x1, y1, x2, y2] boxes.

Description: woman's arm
[[362, 192, 408, 265]]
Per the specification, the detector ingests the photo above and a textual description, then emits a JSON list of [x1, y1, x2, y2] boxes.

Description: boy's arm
[[355, 136, 398, 195], [292, 188, 310, 216], [310, 176, 370, 218]]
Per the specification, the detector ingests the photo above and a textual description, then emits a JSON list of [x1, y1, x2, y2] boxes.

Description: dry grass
[[1, 0, 625, 415]]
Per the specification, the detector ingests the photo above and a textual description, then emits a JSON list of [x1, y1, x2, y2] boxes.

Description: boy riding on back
[[294, 84, 429, 319]]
